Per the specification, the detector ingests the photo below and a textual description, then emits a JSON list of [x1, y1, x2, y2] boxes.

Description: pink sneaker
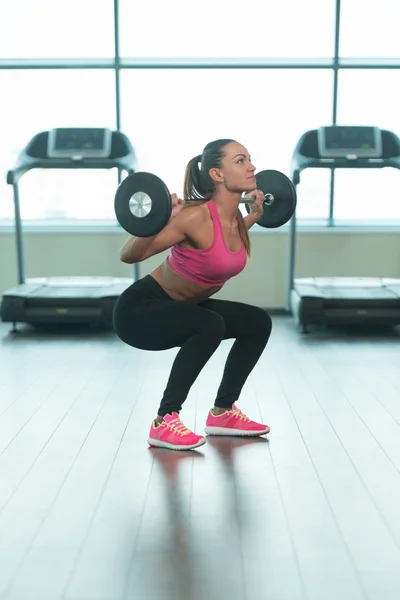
[[148, 412, 206, 450], [204, 404, 270, 437]]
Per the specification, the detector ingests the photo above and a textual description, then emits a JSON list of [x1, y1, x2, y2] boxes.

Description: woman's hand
[[170, 193, 185, 220], [248, 189, 264, 221]]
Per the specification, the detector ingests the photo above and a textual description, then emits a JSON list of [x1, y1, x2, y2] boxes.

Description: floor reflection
[[145, 437, 269, 599], [147, 447, 205, 600], [206, 436, 269, 528]]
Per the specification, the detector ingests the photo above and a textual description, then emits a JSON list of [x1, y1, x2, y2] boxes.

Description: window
[[3, 1, 399, 229], [337, 70, 400, 131], [0, 70, 117, 221], [335, 69, 400, 221], [121, 69, 333, 221], [340, 0, 400, 58], [334, 170, 400, 222], [119, 0, 336, 58], [0, 0, 114, 59]]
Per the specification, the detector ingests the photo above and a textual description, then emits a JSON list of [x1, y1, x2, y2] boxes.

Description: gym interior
[[1, 1, 400, 598]]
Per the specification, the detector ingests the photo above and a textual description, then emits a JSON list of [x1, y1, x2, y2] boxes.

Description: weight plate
[[114, 172, 172, 237], [245, 169, 297, 228]]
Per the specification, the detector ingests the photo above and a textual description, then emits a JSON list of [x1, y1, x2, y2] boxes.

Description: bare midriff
[[150, 259, 222, 303]]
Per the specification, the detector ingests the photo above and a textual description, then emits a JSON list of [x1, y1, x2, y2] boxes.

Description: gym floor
[[0, 317, 400, 600]]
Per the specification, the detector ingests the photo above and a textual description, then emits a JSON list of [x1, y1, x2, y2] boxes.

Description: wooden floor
[[0, 317, 400, 600]]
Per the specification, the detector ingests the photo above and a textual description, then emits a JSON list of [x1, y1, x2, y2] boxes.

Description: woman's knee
[[246, 306, 273, 339], [197, 310, 226, 341]]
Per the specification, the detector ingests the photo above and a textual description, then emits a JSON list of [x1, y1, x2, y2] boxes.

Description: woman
[[113, 139, 272, 451]]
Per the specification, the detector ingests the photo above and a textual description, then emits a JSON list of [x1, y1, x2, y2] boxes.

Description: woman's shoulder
[[169, 201, 211, 243], [180, 201, 210, 225]]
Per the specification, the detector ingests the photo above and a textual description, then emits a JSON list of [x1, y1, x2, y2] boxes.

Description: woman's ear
[[209, 168, 224, 183]]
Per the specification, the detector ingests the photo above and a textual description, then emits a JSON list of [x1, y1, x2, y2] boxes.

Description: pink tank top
[[168, 200, 247, 286]]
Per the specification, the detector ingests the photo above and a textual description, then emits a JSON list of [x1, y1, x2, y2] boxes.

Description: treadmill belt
[[28, 286, 104, 299], [294, 277, 400, 301], [316, 287, 399, 300]]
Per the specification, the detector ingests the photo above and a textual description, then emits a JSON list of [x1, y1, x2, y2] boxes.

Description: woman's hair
[[183, 139, 251, 257]]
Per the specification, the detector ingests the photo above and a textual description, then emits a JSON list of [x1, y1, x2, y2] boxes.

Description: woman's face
[[211, 142, 257, 193]]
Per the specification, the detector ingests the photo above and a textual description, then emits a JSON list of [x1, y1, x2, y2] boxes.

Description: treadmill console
[[318, 126, 382, 159], [47, 127, 112, 159]]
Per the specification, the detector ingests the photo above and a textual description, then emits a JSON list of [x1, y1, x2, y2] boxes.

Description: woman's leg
[[154, 304, 226, 416], [113, 279, 227, 417], [199, 298, 272, 410]]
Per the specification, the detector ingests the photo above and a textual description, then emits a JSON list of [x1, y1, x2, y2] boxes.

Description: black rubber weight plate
[[114, 172, 172, 237], [246, 169, 297, 228]]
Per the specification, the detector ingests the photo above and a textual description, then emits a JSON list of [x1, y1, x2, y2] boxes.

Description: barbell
[[114, 169, 297, 237]]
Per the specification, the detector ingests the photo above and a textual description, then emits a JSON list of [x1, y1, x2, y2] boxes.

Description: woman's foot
[[204, 404, 270, 437], [148, 412, 206, 450]]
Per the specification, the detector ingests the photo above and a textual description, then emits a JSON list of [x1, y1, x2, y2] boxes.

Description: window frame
[[0, 0, 399, 231]]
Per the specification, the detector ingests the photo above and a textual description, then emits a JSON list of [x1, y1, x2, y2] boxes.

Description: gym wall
[[0, 230, 399, 309]]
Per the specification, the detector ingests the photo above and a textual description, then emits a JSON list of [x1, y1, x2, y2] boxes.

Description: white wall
[[0, 229, 399, 308]]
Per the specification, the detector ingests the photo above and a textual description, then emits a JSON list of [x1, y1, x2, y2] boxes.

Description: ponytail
[[183, 154, 213, 201]]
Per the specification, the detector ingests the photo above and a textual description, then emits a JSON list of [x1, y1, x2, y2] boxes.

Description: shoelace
[[229, 408, 251, 422], [166, 417, 191, 436]]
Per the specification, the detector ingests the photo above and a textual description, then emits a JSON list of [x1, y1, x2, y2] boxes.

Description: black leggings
[[113, 275, 272, 417]]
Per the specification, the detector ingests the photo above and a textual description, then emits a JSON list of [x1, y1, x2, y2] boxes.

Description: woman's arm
[[243, 189, 265, 230], [243, 212, 260, 230], [120, 233, 158, 264], [120, 206, 202, 264]]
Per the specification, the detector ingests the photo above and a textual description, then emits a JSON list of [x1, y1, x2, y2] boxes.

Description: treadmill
[[288, 125, 400, 332], [1, 128, 136, 330]]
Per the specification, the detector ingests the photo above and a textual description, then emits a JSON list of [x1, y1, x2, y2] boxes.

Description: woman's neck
[[212, 189, 241, 224]]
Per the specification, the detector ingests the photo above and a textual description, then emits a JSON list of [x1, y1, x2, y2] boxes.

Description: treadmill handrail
[[290, 128, 400, 180], [5, 128, 138, 287], [291, 156, 400, 181], [7, 156, 135, 185], [287, 126, 400, 312]]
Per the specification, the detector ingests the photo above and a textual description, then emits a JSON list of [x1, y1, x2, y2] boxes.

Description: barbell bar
[[114, 169, 297, 237], [185, 191, 276, 206]]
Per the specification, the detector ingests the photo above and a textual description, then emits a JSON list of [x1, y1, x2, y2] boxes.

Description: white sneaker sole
[[204, 426, 270, 437], [148, 437, 207, 451]]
